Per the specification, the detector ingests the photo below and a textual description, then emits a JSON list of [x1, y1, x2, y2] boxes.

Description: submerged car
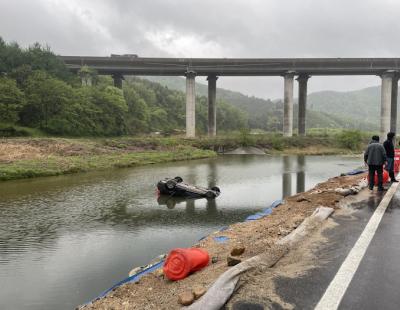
[[157, 177, 221, 199]]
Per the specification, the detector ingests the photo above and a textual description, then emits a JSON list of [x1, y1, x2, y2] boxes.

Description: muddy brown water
[[0, 155, 362, 310]]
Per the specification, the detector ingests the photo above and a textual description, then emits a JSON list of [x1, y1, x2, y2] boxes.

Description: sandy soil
[[83, 173, 367, 310]]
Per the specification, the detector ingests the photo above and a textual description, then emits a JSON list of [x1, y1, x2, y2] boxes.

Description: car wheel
[[211, 186, 220, 193], [166, 179, 177, 190], [174, 176, 183, 183], [205, 190, 216, 199]]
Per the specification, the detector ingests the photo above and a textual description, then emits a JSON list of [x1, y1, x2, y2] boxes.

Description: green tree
[[21, 71, 73, 129], [123, 87, 150, 133], [0, 77, 25, 123]]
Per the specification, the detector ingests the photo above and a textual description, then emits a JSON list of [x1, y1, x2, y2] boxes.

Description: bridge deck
[[59, 56, 400, 76]]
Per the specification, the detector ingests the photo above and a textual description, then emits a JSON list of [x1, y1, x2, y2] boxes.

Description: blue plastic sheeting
[[245, 213, 265, 221], [271, 199, 283, 209], [213, 236, 229, 243], [344, 169, 366, 176], [261, 208, 273, 215], [243, 199, 283, 222], [82, 261, 164, 306], [245, 205, 276, 221]]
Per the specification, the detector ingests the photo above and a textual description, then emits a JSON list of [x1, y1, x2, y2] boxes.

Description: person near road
[[364, 135, 387, 191], [383, 132, 398, 182]]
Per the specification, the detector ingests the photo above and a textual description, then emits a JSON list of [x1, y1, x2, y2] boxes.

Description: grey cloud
[[0, 0, 398, 97]]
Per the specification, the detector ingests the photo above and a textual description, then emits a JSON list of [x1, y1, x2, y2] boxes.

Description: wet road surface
[[339, 190, 400, 310], [274, 189, 400, 310]]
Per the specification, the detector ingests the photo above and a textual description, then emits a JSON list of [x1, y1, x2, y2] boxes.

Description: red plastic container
[[163, 248, 209, 281], [367, 170, 389, 185], [394, 149, 400, 173]]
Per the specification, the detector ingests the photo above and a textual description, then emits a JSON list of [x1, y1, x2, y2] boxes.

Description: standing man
[[383, 132, 398, 182], [364, 135, 387, 191]]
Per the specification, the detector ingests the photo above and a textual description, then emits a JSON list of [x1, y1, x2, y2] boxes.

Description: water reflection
[[282, 156, 292, 198], [297, 155, 306, 193], [282, 155, 306, 199]]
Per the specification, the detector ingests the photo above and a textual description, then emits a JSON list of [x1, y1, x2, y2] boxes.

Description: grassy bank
[[0, 139, 216, 181], [0, 130, 366, 181]]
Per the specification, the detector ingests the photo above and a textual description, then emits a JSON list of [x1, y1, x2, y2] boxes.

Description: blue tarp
[[271, 199, 283, 208], [341, 168, 367, 176], [213, 236, 229, 243], [244, 199, 282, 221], [81, 260, 164, 307]]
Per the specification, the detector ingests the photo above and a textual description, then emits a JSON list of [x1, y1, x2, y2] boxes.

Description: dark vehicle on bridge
[[157, 177, 221, 199]]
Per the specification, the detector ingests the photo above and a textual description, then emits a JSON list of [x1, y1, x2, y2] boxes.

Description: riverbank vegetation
[[0, 130, 367, 181]]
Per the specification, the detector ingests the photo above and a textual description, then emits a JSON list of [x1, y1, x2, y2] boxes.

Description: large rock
[[178, 291, 195, 306], [193, 285, 207, 299], [227, 256, 242, 266], [230, 246, 245, 256]]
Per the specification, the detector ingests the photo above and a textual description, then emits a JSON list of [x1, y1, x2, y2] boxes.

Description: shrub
[[337, 130, 362, 150], [237, 128, 255, 147]]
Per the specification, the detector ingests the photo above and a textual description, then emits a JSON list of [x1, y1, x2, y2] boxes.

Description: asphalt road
[[339, 191, 400, 310], [273, 190, 400, 309]]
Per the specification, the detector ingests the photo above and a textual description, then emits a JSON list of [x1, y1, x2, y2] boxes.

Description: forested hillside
[[307, 87, 382, 124], [145, 76, 379, 131], [0, 38, 247, 136], [0, 37, 383, 137]]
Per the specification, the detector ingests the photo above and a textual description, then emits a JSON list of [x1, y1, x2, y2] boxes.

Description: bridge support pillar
[[390, 76, 398, 140], [207, 75, 218, 136], [81, 76, 92, 87], [112, 74, 124, 89], [381, 71, 394, 142], [283, 72, 295, 137], [297, 75, 310, 136], [186, 71, 196, 137]]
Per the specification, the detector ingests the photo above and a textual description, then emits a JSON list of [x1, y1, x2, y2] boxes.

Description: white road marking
[[314, 179, 400, 310]]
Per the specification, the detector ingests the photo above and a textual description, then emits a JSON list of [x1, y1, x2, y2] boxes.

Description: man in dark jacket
[[383, 132, 398, 182], [364, 135, 387, 191]]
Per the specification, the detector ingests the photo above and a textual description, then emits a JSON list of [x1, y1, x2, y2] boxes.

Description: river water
[[0, 155, 362, 310]]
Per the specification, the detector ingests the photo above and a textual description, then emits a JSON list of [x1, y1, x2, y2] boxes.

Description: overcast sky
[[1, 0, 398, 98]]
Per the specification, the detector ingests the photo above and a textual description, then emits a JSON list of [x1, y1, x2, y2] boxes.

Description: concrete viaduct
[[59, 56, 400, 140]]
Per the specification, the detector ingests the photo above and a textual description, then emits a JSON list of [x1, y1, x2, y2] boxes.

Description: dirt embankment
[[0, 138, 166, 163], [84, 173, 366, 310]]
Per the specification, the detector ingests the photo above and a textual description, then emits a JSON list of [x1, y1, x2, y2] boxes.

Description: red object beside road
[[163, 248, 209, 281], [367, 170, 389, 185], [394, 149, 400, 173]]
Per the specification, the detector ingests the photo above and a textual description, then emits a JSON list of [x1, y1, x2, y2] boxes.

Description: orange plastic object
[[163, 248, 209, 281], [367, 170, 389, 185]]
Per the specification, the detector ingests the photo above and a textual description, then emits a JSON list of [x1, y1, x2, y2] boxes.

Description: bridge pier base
[[112, 74, 124, 89], [283, 72, 295, 137], [186, 71, 196, 137], [381, 71, 394, 142], [297, 75, 310, 136], [207, 75, 218, 136]]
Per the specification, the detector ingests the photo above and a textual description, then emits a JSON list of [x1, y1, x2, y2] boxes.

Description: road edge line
[[314, 180, 400, 310]]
